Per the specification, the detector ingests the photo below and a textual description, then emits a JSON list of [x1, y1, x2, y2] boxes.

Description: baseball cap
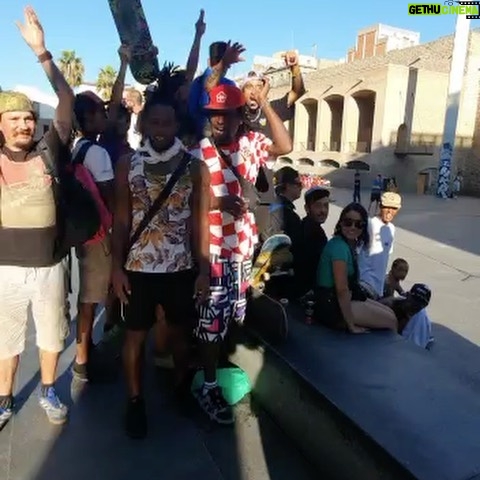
[[204, 85, 245, 111], [381, 192, 402, 209], [408, 284, 431, 308], [0, 91, 34, 115]]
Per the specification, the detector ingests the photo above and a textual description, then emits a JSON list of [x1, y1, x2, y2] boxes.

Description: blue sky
[[0, 0, 477, 92]]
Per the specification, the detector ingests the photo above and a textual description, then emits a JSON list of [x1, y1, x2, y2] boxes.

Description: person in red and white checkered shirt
[[189, 81, 292, 425]]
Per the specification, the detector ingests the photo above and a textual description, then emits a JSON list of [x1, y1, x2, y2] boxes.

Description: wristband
[[37, 51, 52, 63]]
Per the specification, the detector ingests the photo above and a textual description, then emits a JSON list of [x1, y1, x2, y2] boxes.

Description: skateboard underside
[[108, 0, 160, 84]]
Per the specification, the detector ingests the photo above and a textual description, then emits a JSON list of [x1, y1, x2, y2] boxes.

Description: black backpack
[[40, 139, 101, 261]]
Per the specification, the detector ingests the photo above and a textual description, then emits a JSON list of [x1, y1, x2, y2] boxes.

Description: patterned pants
[[195, 255, 252, 343]]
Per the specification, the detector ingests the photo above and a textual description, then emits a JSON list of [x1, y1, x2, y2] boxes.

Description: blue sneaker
[[0, 399, 13, 431], [39, 387, 68, 425]]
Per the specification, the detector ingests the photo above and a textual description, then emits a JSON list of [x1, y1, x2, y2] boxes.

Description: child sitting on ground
[[383, 258, 409, 298]]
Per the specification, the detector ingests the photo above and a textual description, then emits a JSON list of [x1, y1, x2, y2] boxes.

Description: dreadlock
[[143, 62, 187, 112]]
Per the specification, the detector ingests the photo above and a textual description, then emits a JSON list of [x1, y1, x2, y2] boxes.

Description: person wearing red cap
[[190, 81, 292, 425]]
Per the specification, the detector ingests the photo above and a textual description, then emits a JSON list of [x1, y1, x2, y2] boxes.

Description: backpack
[[70, 140, 112, 246], [40, 138, 101, 260]]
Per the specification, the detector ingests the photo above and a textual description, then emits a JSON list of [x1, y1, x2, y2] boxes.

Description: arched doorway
[[345, 160, 370, 171], [352, 90, 376, 153], [319, 159, 340, 168], [301, 98, 318, 151], [324, 95, 344, 152], [298, 157, 315, 167]]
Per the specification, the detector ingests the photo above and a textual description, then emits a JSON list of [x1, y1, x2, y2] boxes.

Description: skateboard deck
[[247, 234, 293, 343], [251, 234, 293, 292], [108, 0, 160, 84]]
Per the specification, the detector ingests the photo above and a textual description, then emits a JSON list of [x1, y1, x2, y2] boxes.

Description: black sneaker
[[72, 362, 89, 382], [193, 386, 234, 425], [124, 397, 147, 439]]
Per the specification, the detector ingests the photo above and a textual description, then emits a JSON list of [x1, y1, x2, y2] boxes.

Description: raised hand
[[251, 76, 270, 107], [283, 50, 299, 68], [16, 6, 46, 55], [118, 44, 132, 64], [195, 9, 206, 36], [222, 41, 246, 68]]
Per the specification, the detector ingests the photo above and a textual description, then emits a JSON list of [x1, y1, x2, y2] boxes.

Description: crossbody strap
[[210, 138, 259, 206], [128, 151, 191, 250]]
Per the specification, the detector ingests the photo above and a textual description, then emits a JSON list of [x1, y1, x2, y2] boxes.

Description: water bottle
[[305, 300, 314, 325]]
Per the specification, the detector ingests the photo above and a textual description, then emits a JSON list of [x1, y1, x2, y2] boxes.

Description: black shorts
[[370, 192, 381, 202], [124, 270, 196, 331]]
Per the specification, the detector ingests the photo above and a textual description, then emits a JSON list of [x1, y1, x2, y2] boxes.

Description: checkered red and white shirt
[[190, 132, 272, 261]]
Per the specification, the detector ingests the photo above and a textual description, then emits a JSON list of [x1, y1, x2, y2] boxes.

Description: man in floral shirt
[[190, 82, 292, 424]]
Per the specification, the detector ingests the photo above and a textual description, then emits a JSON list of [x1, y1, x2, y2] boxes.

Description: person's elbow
[[272, 136, 293, 156]]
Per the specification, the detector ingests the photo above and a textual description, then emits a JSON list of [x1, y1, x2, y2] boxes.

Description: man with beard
[[190, 81, 292, 424], [240, 51, 306, 237], [0, 7, 74, 429]]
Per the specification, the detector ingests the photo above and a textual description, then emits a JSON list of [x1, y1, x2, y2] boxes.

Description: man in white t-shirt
[[358, 192, 400, 299], [72, 92, 115, 382], [123, 88, 143, 149], [358, 192, 434, 348]]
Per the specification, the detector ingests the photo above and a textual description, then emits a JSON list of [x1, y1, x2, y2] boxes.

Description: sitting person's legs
[[351, 299, 397, 331]]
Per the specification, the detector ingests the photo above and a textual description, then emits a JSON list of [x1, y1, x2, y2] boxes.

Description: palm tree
[[58, 50, 84, 88], [96, 66, 117, 101]]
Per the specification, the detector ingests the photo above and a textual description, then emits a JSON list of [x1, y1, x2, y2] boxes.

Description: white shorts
[[0, 263, 69, 360]]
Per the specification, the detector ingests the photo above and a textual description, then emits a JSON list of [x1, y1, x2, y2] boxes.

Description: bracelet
[[37, 50, 53, 63]]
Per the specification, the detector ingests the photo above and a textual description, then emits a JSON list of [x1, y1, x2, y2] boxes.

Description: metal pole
[[436, 13, 471, 198]]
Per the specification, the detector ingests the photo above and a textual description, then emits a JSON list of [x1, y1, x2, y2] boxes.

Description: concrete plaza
[[317, 188, 480, 391]]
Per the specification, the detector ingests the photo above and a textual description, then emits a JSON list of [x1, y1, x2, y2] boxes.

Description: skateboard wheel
[[263, 273, 271, 281], [258, 282, 265, 292]]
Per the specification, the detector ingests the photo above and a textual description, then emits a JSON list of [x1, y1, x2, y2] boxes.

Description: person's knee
[[124, 330, 147, 353]]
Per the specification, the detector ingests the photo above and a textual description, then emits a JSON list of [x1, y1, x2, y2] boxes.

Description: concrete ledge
[[231, 340, 414, 480], [231, 317, 480, 480]]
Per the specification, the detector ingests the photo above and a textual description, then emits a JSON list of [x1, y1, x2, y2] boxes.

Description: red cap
[[204, 84, 245, 111]]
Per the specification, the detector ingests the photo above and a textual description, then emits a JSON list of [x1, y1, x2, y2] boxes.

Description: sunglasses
[[342, 218, 364, 229]]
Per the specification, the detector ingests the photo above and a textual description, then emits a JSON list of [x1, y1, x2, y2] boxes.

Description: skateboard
[[246, 234, 293, 343], [108, 0, 160, 84], [251, 234, 294, 293]]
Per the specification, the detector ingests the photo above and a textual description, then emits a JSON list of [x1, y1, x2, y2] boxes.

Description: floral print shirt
[[125, 139, 194, 273]]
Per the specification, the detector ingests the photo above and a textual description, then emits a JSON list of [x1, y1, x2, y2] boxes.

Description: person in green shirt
[[315, 203, 397, 333]]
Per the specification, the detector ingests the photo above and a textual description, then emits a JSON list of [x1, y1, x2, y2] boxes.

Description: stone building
[[267, 27, 480, 195]]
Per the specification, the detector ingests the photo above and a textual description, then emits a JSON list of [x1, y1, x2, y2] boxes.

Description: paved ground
[[315, 188, 480, 392], [2, 188, 480, 480], [0, 266, 316, 480]]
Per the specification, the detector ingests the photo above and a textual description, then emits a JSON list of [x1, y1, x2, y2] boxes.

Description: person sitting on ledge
[[383, 258, 409, 299], [383, 283, 434, 349], [297, 187, 330, 297], [314, 203, 397, 333]]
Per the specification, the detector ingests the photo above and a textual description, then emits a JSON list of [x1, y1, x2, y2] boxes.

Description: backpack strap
[[72, 140, 94, 165], [128, 151, 192, 251]]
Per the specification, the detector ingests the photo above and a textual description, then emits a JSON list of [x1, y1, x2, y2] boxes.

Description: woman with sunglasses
[[315, 203, 397, 333]]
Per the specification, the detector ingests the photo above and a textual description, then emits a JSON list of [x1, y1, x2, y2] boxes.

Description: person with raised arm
[[0, 6, 74, 430]]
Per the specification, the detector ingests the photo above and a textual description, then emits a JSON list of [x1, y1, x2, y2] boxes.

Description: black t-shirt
[[298, 217, 328, 294], [243, 93, 294, 139], [354, 178, 361, 190], [243, 94, 295, 203]]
